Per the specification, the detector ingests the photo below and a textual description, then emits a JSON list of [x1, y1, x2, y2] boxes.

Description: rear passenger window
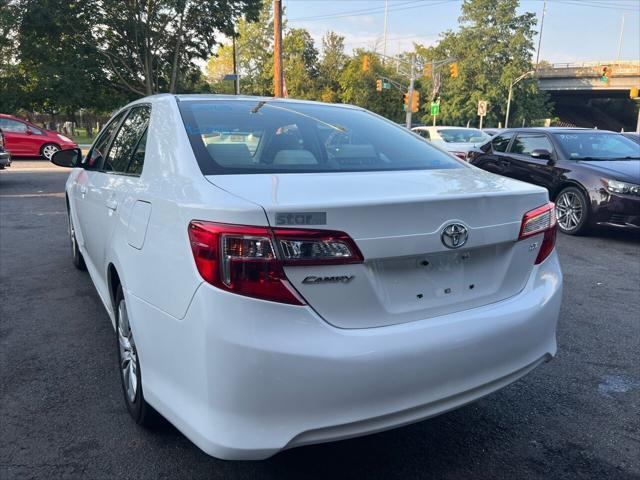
[[127, 129, 147, 176], [492, 133, 512, 152], [104, 106, 150, 174], [511, 134, 553, 155]]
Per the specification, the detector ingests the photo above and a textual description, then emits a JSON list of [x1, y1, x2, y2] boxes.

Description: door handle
[[106, 198, 118, 211]]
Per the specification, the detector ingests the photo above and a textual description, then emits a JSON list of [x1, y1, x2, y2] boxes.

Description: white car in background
[[412, 126, 492, 160], [51, 95, 562, 460]]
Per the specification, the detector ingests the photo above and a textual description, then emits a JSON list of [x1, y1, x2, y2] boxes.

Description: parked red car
[[0, 114, 78, 159]]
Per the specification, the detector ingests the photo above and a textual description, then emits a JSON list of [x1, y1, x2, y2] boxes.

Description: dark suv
[[468, 128, 640, 235]]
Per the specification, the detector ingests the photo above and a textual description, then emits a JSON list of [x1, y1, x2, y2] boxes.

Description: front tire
[[115, 285, 158, 426], [555, 186, 591, 235], [41, 143, 60, 160]]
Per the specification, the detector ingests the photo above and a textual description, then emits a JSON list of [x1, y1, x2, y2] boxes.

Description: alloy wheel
[[556, 191, 583, 231], [118, 300, 138, 403], [42, 144, 59, 159]]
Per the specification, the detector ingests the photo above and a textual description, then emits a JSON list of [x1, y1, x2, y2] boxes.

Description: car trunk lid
[[206, 168, 549, 328]]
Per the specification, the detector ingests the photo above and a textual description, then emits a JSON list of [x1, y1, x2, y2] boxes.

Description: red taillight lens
[[451, 151, 466, 160], [518, 202, 557, 265], [188, 221, 363, 305]]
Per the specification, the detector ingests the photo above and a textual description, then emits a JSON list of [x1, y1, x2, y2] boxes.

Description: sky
[[282, 0, 640, 64]]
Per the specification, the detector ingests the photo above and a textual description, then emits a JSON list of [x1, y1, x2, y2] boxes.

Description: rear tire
[[115, 285, 158, 427], [68, 210, 86, 270], [555, 186, 591, 235]]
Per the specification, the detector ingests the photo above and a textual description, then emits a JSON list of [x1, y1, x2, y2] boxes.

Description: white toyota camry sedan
[[51, 95, 562, 460]]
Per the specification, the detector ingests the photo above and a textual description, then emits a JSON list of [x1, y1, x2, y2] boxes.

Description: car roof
[[411, 126, 482, 131], [501, 127, 617, 134], [172, 94, 362, 111]]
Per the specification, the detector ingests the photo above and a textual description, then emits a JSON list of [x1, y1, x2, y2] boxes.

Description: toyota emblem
[[441, 223, 469, 249]]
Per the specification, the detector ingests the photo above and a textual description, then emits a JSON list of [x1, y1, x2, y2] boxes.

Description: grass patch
[[70, 128, 95, 145]]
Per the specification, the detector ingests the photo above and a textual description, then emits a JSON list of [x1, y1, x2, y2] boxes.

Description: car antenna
[[251, 101, 267, 114]]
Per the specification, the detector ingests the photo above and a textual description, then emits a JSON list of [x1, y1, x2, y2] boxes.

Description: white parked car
[[52, 95, 562, 460], [412, 126, 492, 160]]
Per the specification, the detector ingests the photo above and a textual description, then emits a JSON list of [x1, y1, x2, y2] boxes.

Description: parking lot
[[1, 164, 639, 479]]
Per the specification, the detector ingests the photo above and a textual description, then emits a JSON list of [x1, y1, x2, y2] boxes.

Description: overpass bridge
[[537, 61, 640, 95], [535, 61, 639, 131]]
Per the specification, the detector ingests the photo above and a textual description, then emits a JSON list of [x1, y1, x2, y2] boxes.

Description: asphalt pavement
[[1, 164, 639, 479]]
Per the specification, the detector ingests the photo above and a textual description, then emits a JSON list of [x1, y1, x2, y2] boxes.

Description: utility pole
[[505, 70, 534, 128], [405, 55, 416, 129], [232, 35, 240, 95], [273, 0, 284, 97], [617, 13, 627, 61], [382, 0, 388, 62], [535, 0, 546, 70]]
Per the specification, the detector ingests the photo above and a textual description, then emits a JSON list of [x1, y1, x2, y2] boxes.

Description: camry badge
[[441, 223, 469, 249], [302, 275, 354, 284]]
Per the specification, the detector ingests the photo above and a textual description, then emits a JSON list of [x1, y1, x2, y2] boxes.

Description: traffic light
[[423, 64, 432, 78], [411, 91, 420, 113], [403, 92, 409, 110], [449, 62, 459, 78], [362, 55, 371, 72], [376, 79, 383, 92]]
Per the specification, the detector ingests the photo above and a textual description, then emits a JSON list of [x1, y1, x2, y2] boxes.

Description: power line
[[343, 32, 438, 46], [288, 0, 457, 22], [524, 0, 639, 11], [288, 0, 425, 22]]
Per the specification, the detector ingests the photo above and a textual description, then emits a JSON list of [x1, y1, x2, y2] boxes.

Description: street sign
[[477, 100, 488, 117], [223, 74, 239, 81], [430, 102, 440, 116], [431, 72, 441, 100]]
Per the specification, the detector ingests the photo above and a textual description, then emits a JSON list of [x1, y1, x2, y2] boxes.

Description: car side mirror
[[51, 148, 82, 168], [26, 127, 33, 135], [531, 149, 552, 160]]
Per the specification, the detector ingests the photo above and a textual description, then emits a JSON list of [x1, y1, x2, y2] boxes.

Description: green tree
[[84, 0, 262, 96], [340, 51, 406, 123], [15, 0, 121, 115], [205, 43, 236, 94], [415, 0, 550, 127], [283, 28, 319, 99], [318, 31, 347, 103], [0, 0, 25, 112]]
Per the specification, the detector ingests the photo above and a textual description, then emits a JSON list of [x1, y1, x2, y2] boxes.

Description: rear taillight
[[518, 202, 557, 265], [188, 221, 363, 305], [451, 151, 466, 160]]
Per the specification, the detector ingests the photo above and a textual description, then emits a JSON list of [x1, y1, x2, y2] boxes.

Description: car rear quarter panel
[[105, 96, 267, 322]]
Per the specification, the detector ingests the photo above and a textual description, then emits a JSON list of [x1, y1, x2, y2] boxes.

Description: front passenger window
[[84, 111, 126, 170]]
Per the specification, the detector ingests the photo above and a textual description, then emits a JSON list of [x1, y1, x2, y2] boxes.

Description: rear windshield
[[178, 100, 463, 175], [552, 131, 640, 160], [437, 128, 490, 144]]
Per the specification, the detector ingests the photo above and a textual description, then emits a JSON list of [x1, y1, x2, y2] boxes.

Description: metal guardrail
[[541, 60, 640, 70]]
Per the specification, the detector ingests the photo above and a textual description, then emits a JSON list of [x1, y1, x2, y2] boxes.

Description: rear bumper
[[126, 251, 562, 460]]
